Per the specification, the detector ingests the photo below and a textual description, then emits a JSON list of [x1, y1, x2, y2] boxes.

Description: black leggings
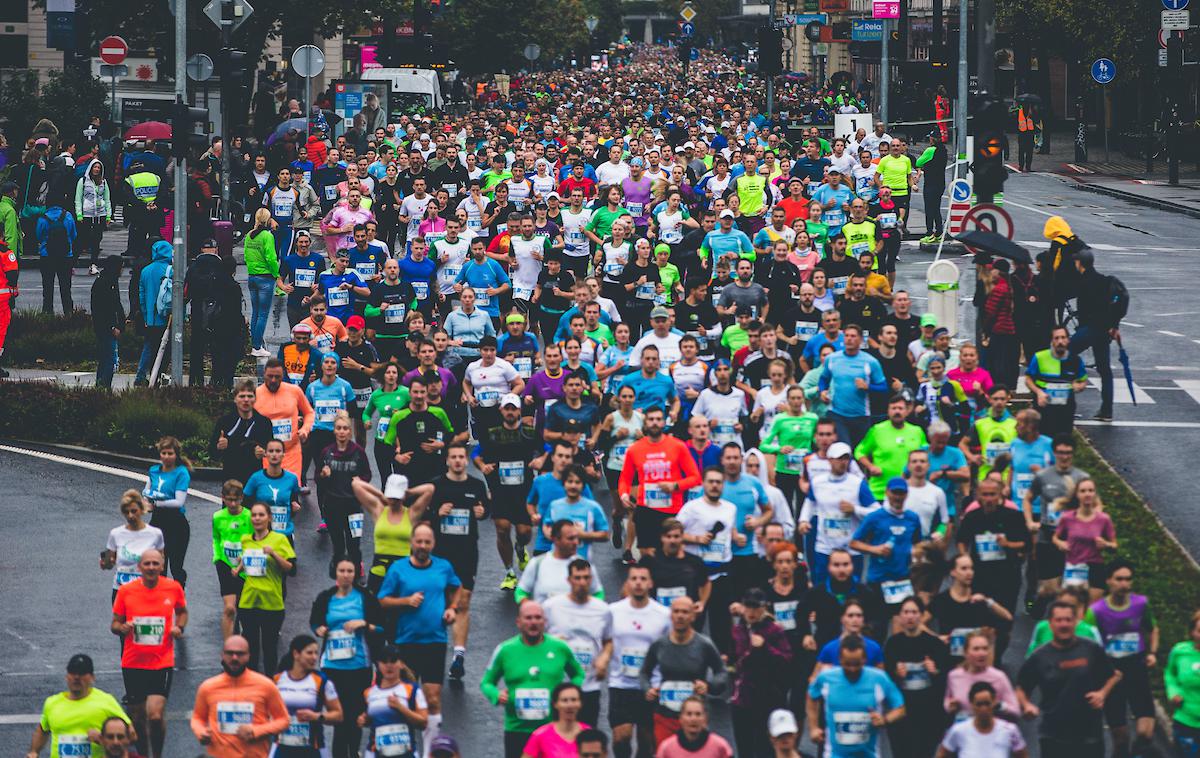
[[373, 437, 394, 483], [325, 667, 373, 758], [775, 471, 800, 520], [150, 508, 189, 588], [322, 495, 364, 569], [924, 183, 945, 236], [238, 607, 284, 673], [732, 705, 774, 758], [303, 428, 335, 488]]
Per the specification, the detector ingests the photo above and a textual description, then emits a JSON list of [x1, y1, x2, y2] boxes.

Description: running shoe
[[500, 570, 518, 591], [449, 654, 465, 680], [622, 549, 636, 566], [316, 520, 328, 534], [88, 264, 100, 275], [517, 545, 529, 570], [611, 520, 624, 549]]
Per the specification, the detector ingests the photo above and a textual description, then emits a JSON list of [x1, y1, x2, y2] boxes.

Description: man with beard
[[189, 635, 289, 756]]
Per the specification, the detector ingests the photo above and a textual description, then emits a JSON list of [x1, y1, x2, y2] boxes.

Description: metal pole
[[1102, 88, 1109, 164], [171, 0, 187, 386], [219, 0, 233, 215], [880, 19, 890, 124], [767, 2, 776, 119], [111, 73, 118, 124], [305, 75, 312, 147], [955, 0, 967, 159], [975, 0, 995, 94]]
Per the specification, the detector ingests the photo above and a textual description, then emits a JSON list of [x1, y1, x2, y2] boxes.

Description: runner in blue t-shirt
[[378, 523, 462, 645], [244, 456, 302, 538], [318, 249, 370, 323], [808, 637, 904, 756]]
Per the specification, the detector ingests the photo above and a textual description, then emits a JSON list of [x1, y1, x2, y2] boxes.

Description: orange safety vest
[[1017, 107, 1034, 132], [0, 242, 17, 300]]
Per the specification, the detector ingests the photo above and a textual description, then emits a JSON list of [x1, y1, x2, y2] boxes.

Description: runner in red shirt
[[111, 548, 187, 758], [618, 406, 702, 558]]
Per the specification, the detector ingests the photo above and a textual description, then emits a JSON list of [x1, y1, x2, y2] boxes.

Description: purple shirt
[[402, 366, 458, 397], [621, 175, 654, 225], [1088, 594, 1151, 657], [522, 369, 567, 427], [1055, 509, 1115, 565]]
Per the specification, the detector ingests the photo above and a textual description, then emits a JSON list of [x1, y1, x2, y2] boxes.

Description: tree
[[435, 0, 591, 73], [40, 69, 111, 144]]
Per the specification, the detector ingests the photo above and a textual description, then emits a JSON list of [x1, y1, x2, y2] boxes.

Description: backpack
[[1106, 274, 1130, 323], [45, 213, 70, 258], [200, 291, 225, 333], [156, 264, 173, 317]]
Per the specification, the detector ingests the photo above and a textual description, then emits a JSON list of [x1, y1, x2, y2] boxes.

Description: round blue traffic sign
[[950, 179, 972, 203], [1091, 58, 1116, 84], [690, 47, 699, 61], [681, 21, 695, 36], [1163, 0, 1188, 11]]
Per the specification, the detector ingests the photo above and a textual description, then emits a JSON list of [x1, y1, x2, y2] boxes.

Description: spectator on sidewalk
[[207, 255, 248, 387], [35, 203, 76, 313], [90, 255, 125, 389], [135, 239, 173, 386], [185, 237, 226, 387], [981, 259, 1019, 391], [74, 157, 112, 275], [0, 181, 22, 258]]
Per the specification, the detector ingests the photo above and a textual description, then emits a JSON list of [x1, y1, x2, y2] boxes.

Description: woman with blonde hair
[[244, 206, 280, 356], [142, 436, 192, 587], [943, 629, 1019, 721], [101, 489, 165, 599]]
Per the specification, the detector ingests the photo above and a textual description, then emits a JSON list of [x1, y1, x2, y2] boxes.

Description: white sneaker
[[88, 264, 100, 275], [251, 347, 271, 358]]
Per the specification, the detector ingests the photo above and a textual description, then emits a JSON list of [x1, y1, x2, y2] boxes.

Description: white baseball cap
[[828, 442, 853, 458], [500, 393, 522, 409], [768, 709, 798, 738], [384, 474, 409, 499], [719, 209, 735, 219]]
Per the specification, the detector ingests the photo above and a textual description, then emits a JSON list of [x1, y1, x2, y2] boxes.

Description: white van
[[362, 67, 445, 115]]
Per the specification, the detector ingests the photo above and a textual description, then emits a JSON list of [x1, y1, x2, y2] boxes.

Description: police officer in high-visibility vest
[[1015, 105, 1035, 173], [959, 384, 1017, 481], [1024, 324, 1088, 438], [123, 159, 163, 261]]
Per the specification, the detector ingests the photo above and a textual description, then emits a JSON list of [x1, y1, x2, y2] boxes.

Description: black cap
[[67, 654, 94, 675], [741, 587, 768, 608], [200, 237, 217, 248], [479, 335, 498, 349]]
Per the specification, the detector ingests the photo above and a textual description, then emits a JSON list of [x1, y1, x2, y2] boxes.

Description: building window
[[0, 34, 28, 67], [0, 0, 28, 23]]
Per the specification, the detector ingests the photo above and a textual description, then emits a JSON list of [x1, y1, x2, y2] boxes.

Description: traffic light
[[758, 26, 783, 75], [930, 43, 948, 68], [804, 21, 822, 42], [171, 98, 209, 160], [971, 95, 1008, 203]]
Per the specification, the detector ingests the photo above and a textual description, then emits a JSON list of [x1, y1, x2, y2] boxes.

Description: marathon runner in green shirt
[[30, 654, 131, 758], [481, 600, 585, 758], [875, 141, 916, 229], [211, 480, 254, 640], [758, 386, 819, 513], [855, 394, 928, 499]]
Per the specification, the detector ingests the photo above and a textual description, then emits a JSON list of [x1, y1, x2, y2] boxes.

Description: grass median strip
[[1075, 430, 1200, 699]]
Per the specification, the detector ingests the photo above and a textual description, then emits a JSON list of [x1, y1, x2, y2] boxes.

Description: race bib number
[[327, 288, 350, 307], [514, 687, 551, 721], [513, 356, 532, 378], [610, 439, 632, 469], [984, 441, 1012, 464], [323, 185, 338, 201], [627, 201, 644, 217], [784, 451, 805, 470], [115, 570, 141, 586], [830, 276, 850, 295], [385, 304, 406, 324], [270, 504, 291, 533], [1105, 632, 1141, 659], [569, 639, 595, 668], [605, 262, 624, 278], [475, 292, 491, 307], [663, 227, 683, 243], [132, 616, 166, 646], [441, 508, 471, 536], [443, 182, 459, 197], [900, 661, 932, 691], [295, 268, 316, 288], [476, 388, 500, 407], [822, 210, 845, 227], [279, 717, 311, 746], [700, 535, 730, 564], [55, 735, 91, 756], [621, 645, 648, 677], [877, 212, 897, 228], [832, 711, 872, 746], [412, 281, 429, 301], [499, 461, 525, 486], [355, 262, 377, 280], [795, 321, 819, 340], [712, 420, 738, 445], [348, 512, 364, 538], [974, 533, 1005, 562], [314, 333, 335, 351], [1015, 472, 1035, 503], [644, 486, 673, 509], [659, 680, 694, 712], [326, 628, 357, 661], [773, 600, 799, 631], [375, 722, 412, 756], [222, 540, 243, 564], [656, 586, 687, 607], [1045, 382, 1071, 406], [850, 241, 871, 256], [823, 516, 852, 542], [354, 387, 374, 407], [514, 284, 535, 301], [216, 701, 255, 734], [316, 399, 340, 423], [439, 265, 461, 285], [272, 419, 294, 442], [949, 628, 971, 657], [1063, 562, 1090, 587], [242, 548, 268, 577], [807, 182, 822, 196], [881, 578, 914, 605]]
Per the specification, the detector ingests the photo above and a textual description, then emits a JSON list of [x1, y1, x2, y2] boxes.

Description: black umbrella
[[957, 229, 1033, 264], [1015, 93, 1043, 105]]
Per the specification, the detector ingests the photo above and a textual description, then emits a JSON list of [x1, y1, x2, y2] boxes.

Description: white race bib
[[644, 486, 673, 509], [216, 701, 255, 734], [1045, 382, 1071, 405], [900, 661, 932, 691], [242, 548, 268, 577], [272, 418, 294, 442], [384, 304, 406, 324], [222, 540, 243, 564], [375, 722, 412, 756], [773, 600, 799, 630], [659, 680, 695, 712], [354, 386, 374, 407], [327, 288, 350, 307], [513, 356, 532, 378], [498, 461, 525, 486], [315, 399, 340, 423], [832, 711, 872, 746], [830, 276, 850, 295], [476, 388, 500, 407], [55, 734, 92, 757], [1105, 631, 1141, 659], [279, 716, 311, 746], [569, 638, 596, 668], [513, 687, 551, 721], [514, 284, 534, 301], [975, 533, 1004, 562], [270, 504, 290, 533], [412, 281, 429, 300], [441, 507, 471, 536], [656, 586, 687, 607], [949, 627, 971, 657], [795, 321, 820, 340], [823, 516, 852, 541], [881, 578, 914, 605], [475, 292, 491, 307], [1063, 561, 1090, 587], [132, 616, 166, 646], [295, 268, 316, 288], [326, 628, 357, 661], [712, 419, 738, 445], [621, 645, 648, 677], [348, 512, 364, 538], [355, 262, 377, 280]]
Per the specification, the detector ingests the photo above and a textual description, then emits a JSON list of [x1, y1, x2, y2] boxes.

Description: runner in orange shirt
[[617, 405, 702, 559], [190, 634, 290, 757], [254, 359, 315, 484], [297, 294, 348, 355], [110, 548, 187, 758]]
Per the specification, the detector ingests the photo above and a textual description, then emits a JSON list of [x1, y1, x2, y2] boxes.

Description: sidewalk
[[1025, 130, 1200, 217]]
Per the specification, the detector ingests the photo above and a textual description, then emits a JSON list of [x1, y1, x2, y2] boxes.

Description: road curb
[[1072, 182, 1200, 220], [0, 437, 225, 481]]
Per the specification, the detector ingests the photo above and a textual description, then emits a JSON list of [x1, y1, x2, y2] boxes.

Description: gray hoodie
[[75, 158, 112, 220]]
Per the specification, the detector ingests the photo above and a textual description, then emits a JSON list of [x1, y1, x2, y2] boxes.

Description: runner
[[315, 412, 372, 576], [255, 359, 316, 485], [849, 478, 923, 615], [799, 441, 878, 582], [28, 654, 131, 758], [311, 558, 381, 758], [617, 406, 702, 557], [234, 502, 296, 673], [383, 375, 455, 486], [475, 393, 541, 589], [423, 443, 489, 683], [606, 563, 671, 758], [102, 489, 165, 601], [728, 587, 793, 758], [359, 645, 430, 758], [936, 681, 1028, 757], [463, 335, 525, 438], [208, 480, 254, 640], [542, 466, 609, 561], [190, 634, 290, 755], [544, 561, 613, 727], [527, 442, 598, 556], [210, 381, 275, 486], [480, 601, 585, 758], [806, 635, 905, 757], [362, 363, 411, 480], [243, 438, 302, 548], [305, 353, 356, 523], [639, 597, 728, 746], [271, 635, 344, 756], [928, 554, 1013, 665], [1165, 610, 1200, 757], [378, 522, 461, 743], [517, 521, 603, 603], [595, 386, 643, 551], [882, 596, 950, 757]]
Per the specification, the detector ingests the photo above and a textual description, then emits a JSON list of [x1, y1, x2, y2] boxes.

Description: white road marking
[[1157, 312, 1200, 317], [1172, 380, 1200, 407], [1153, 366, 1200, 371], [1121, 321, 1144, 328], [1077, 420, 1200, 428], [1158, 330, 1186, 337], [1089, 377, 1155, 404], [998, 199, 1056, 217], [0, 445, 221, 504], [0, 711, 197, 724], [1067, 163, 1094, 174]]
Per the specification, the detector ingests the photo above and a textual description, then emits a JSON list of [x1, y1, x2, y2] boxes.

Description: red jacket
[[306, 135, 328, 166], [983, 275, 1016, 335]]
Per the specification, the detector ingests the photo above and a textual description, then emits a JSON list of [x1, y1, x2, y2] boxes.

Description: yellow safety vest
[[126, 172, 160, 204]]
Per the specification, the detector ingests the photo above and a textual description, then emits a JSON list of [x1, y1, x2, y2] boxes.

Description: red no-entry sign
[[99, 36, 128, 65]]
